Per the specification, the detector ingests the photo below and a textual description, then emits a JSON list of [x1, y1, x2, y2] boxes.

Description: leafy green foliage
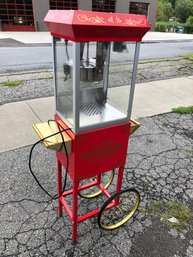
[[186, 16, 193, 24], [157, 0, 193, 25], [155, 22, 193, 34], [174, 0, 193, 23], [169, 0, 176, 8], [172, 106, 193, 114], [157, 0, 173, 21]]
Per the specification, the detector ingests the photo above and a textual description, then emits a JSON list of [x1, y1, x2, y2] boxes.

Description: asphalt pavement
[[0, 113, 193, 257], [0, 31, 193, 257]]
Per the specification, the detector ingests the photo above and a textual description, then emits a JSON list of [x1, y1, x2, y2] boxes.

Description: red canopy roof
[[44, 10, 150, 42]]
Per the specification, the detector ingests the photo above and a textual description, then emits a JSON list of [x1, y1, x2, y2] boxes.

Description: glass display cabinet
[[54, 39, 139, 133], [45, 10, 150, 133], [44, 10, 150, 242]]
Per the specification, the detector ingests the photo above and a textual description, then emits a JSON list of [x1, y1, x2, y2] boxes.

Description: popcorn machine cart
[[35, 10, 150, 242]]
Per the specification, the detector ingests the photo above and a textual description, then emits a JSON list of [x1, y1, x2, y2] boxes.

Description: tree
[[168, 0, 176, 8], [162, 2, 174, 20], [186, 16, 193, 25], [157, 0, 173, 21], [174, 0, 193, 23]]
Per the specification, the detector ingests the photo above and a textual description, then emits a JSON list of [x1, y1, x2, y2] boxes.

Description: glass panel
[[54, 38, 74, 127], [78, 42, 136, 131], [107, 42, 136, 116]]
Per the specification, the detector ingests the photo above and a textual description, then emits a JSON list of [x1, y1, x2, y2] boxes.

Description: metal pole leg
[[57, 159, 63, 217], [115, 166, 124, 205], [116, 166, 124, 193], [72, 180, 79, 243]]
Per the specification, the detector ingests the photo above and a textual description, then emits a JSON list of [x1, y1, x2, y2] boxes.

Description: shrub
[[186, 16, 193, 25], [155, 22, 193, 34], [183, 25, 193, 33]]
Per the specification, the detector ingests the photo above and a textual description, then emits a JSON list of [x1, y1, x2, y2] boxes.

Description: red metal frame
[[57, 163, 125, 241], [55, 115, 130, 181], [56, 115, 131, 241]]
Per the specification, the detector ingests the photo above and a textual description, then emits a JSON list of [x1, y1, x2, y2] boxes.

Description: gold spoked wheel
[[98, 188, 140, 230], [78, 170, 115, 199]]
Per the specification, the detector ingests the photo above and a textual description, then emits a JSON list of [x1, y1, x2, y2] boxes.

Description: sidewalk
[[0, 76, 193, 153], [0, 31, 193, 45]]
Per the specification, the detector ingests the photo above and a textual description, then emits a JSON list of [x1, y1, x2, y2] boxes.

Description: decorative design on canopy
[[77, 14, 105, 24], [44, 10, 151, 42], [125, 18, 147, 26], [77, 13, 147, 26]]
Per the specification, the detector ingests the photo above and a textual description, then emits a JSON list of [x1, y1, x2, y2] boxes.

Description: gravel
[[0, 58, 193, 105]]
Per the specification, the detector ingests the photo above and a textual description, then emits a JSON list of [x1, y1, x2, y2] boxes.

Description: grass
[[183, 54, 193, 61], [144, 201, 193, 231], [2, 69, 52, 77], [139, 54, 193, 65], [162, 202, 192, 230], [172, 106, 193, 114], [178, 70, 191, 75], [38, 76, 53, 80], [139, 57, 184, 65], [0, 79, 22, 87]]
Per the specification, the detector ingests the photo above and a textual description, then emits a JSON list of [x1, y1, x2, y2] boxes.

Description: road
[[0, 41, 193, 73]]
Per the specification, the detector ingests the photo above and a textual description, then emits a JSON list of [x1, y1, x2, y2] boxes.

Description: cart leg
[[96, 174, 101, 185], [72, 180, 79, 243], [115, 166, 124, 205], [57, 159, 63, 217]]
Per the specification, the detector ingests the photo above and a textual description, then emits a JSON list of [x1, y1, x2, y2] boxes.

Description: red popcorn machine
[[32, 10, 150, 242]]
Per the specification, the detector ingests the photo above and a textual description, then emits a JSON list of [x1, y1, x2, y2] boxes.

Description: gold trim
[[125, 18, 146, 26], [77, 13, 147, 27], [32, 122, 71, 154], [130, 118, 141, 135], [116, 16, 122, 24], [98, 189, 140, 230], [77, 14, 105, 24], [107, 16, 114, 23]]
